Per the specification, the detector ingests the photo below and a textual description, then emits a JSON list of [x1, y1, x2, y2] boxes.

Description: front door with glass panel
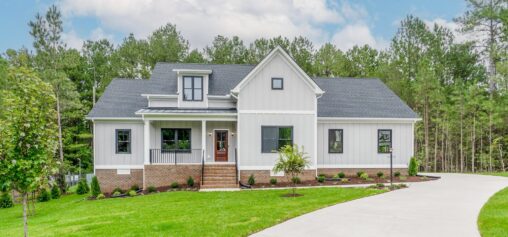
[[214, 130, 228, 162]]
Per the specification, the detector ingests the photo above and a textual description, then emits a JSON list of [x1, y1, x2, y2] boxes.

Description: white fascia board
[[317, 164, 408, 169], [95, 165, 144, 169], [172, 69, 212, 75], [208, 95, 232, 100], [238, 110, 315, 115], [318, 117, 421, 123], [86, 117, 143, 121], [141, 94, 178, 99], [231, 46, 324, 95]]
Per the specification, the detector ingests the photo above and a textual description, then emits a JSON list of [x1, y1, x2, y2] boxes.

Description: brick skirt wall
[[95, 169, 143, 193], [239, 170, 316, 184], [317, 168, 408, 177], [144, 165, 202, 188]]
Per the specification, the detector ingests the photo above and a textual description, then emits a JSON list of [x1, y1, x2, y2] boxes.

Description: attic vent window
[[183, 76, 203, 101], [271, 78, 283, 90]]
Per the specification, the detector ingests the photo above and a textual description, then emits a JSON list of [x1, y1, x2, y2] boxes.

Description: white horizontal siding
[[317, 121, 414, 168], [149, 98, 178, 107]]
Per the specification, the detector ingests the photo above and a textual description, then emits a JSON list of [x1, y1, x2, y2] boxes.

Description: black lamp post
[[390, 147, 393, 187]]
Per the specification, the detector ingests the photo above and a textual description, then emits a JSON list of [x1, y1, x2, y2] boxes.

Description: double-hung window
[[115, 129, 131, 154], [378, 129, 392, 153], [328, 129, 343, 153], [183, 76, 203, 101], [261, 126, 293, 153], [161, 128, 191, 151]]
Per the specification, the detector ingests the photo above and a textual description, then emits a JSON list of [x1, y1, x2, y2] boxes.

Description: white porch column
[[202, 120, 207, 163], [144, 119, 150, 165]]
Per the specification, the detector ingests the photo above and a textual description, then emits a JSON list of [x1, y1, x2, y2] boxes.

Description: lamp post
[[390, 147, 393, 187]]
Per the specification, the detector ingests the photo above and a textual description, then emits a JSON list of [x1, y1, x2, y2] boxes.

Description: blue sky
[[0, 0, 468, 53]]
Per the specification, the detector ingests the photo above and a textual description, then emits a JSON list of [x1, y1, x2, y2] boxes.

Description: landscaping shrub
[[248, 174, 255, 186], [356, 171, 365, 178], [338, 172, 345, 178], [96, 193, 105, 200], [170, 182, 180, 189], [394, 171, 401, 177], [51, 185, 60, 199], [360, 173, 369, 180], [130, 184, 140, 191], [128, 190, 137, 197], [269, 178, 277, 185], [376, 172, 384, 178], [76, 179, 89, 195], [187, 176, 195, 187], [91, 176, 101, 197], [112, 187, 123, 194], [37, 189, 51, 202], [112, 191, 121, 197], [317, 175, 325, 183], [147, 186, 157, 193], [408, 157, 418, 176], [376, 183, 385, 188], [291, 176, 301, 184], [0, 192, 14, 208], [340, 178, 349, 183]]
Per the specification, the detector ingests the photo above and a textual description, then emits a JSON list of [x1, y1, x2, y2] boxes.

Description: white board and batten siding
[[237, 53, 318, 170], [94, 121, 144, 168], [317, 120, 414, 168], [149, 121, 202, 150]]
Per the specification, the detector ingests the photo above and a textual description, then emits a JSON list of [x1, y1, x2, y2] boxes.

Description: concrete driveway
[[252, 173, 508, 237]]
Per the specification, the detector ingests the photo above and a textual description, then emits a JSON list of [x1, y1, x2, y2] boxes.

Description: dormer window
[[183, 76, 203, 101], [272, 78, 283, 90]]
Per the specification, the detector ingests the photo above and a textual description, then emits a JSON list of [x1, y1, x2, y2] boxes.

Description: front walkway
[[252, 173, 508, 237]]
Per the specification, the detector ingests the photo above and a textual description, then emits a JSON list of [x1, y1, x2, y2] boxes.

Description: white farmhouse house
[[87, 47, 419, 191]]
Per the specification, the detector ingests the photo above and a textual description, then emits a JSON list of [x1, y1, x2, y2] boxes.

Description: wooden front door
[[214, 130, 228, 162]]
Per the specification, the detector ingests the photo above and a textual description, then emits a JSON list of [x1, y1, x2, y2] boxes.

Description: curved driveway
[[252, 173, 508, 237]]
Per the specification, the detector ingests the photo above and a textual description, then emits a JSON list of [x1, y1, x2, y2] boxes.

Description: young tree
[[147, 23, 189, 65], [205, 35, 248, 64], [273, 145, 310, 196], [0, 67, 58, 237], [313, 43, 345, 77]]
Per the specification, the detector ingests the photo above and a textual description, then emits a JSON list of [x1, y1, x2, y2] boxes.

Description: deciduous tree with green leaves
[[273, 145, 310, 196]]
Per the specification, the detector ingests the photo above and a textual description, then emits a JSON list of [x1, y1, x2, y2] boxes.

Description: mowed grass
[[0, 187, 384, 237], [480, 172, 508, 177], [478, 187, 508, 237]]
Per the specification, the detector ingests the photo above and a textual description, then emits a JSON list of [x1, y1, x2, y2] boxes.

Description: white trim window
[[183, 76, 203, 101]]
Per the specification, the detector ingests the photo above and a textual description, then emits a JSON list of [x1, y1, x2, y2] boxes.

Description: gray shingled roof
[[87, 64, 418, 119], [313, 78, 418, 118]]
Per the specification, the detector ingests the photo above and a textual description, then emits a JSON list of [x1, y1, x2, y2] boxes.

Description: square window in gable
[[271, 78, 283, 90]]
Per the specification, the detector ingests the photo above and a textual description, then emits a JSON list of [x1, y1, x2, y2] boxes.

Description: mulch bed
[[249, 175, 438, 189]]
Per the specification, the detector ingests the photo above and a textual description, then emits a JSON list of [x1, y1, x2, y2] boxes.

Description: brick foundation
[[144, 165, 202, 189], [95, 169, 143, 193], [240, 170, 317, 184], [317, 168, 408, 177]]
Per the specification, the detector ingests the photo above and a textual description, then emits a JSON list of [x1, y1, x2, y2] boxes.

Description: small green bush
[[170, 182, 180, 189], [91, 176, 101, 197], [376, 183, 385, 188], [147, 186, 157, 193], [187, 176, 195, 187], [376, 172, 384, 178], [408, 157, 418, 176], [337, 172, 345, 178], [317, 175, 325, 183], [291, 176, 301, 184], [112, 187, 123, 194], [76, 179, 89, 195], [130, 184, 140, 191], [341, 178, 349, 183], [96, 193, 105, 200], [360, 173, 369, 180], [269, 178, 277, 185], [248, 174, 255, 186], [112, 191, 121, 197], [0, 192, 14, 208], [318, 173, 326, 178], [128, 190, 137, 197], [37, 189, 51, 202], [356, 171, 365, 178], [394, 171, 401, 177], [51, 185, 60, 199]]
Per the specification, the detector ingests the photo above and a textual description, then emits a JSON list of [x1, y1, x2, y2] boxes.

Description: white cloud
[[424, 18, 470, 43], [61, 30, 84, 49], [331, 23, 389, 51], [59, 0, 383, 50]]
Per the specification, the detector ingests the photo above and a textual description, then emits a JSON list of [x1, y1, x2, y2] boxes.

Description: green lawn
[[478, 187, 508, 237], [480, 172, 508, 177], [0, 187, 384, 237]]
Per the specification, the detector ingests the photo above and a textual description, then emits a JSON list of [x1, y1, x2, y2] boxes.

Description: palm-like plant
[[273, 145, 310, 196]]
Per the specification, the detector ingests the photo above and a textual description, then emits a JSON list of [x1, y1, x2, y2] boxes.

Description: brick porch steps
[[201, 164, 238, 189]]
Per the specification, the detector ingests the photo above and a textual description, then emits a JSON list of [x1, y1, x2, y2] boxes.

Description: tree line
[[1, 1, 508, 180]]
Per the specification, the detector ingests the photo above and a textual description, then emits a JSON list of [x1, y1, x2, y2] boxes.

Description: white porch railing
[[149, 149, 202, 164]]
